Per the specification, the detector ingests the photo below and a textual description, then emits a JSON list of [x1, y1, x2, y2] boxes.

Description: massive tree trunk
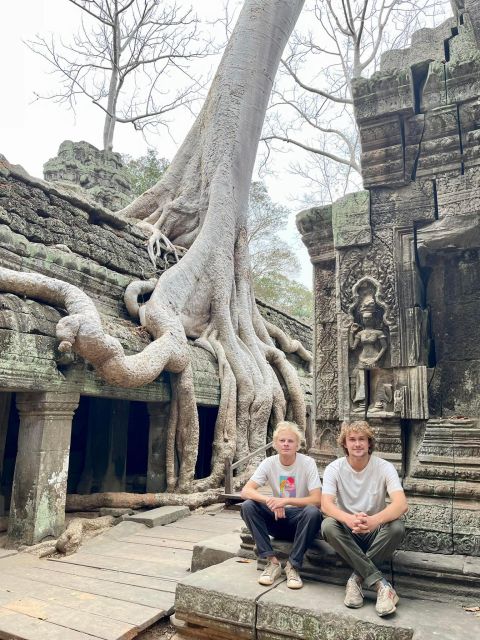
[[0, 0, 308, 493]]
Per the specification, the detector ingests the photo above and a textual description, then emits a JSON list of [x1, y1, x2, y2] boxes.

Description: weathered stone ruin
[[0, 157, 311, 547], [43, 140, 133, 211], [295, 0, 480, 596]]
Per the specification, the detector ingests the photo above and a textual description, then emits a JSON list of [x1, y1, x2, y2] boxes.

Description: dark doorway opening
[[195, 405, 218, 479], [68, 395, 90, 493], [0, 393, 19, 514], [126, 401, 149, 492]]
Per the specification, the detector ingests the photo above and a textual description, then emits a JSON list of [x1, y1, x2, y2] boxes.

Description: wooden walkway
[[0, 508, 243, 640]]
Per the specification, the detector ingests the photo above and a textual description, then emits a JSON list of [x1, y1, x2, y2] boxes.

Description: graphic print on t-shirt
[[280, 475, 296, 497]]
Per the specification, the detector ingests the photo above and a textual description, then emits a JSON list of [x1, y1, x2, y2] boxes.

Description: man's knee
[[241, 499, 258, 520], [321, 516, 342, 540], [300, 505, 322, 526], [384, 518, 405, 544]]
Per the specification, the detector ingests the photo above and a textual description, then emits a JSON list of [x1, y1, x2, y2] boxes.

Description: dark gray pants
[[241, 499, 322, 569], [321, 516, 405, 588]]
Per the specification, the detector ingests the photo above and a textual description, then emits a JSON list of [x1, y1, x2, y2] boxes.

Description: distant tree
[[247, 181, 312, 321], [255, 275, 313, 322], [247, 181, 299, 279], [123, 149, 170, 198], [28, 0, 211, 151]]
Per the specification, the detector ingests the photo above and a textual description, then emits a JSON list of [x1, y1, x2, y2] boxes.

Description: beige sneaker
[[285, 561, 303, 589], [258, 560, 282, 586], [375, 583, 399, 616], [344, 575, 364, 608]]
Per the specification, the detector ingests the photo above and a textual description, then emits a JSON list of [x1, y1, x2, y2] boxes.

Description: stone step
[[240, 532, 480, 603], [173, 557, 479, 640]]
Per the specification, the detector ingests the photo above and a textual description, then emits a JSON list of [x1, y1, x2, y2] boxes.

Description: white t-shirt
[[322, 455, 402, 515], [250, 453, 321, 500]]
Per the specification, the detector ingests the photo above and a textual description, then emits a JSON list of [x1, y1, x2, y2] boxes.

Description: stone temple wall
[[298, 5, 480, 560]]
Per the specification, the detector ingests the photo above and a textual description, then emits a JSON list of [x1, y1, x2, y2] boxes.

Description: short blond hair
[[273, 421, 303, 450], [337, 420, 376, 454]]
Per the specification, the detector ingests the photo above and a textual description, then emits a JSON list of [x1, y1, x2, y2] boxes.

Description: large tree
[[28, 0, 211, 151], [2, 0, 310, 493]]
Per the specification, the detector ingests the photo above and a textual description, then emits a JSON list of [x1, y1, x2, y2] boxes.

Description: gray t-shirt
[[322, 455, 402, 515], [250, 453, 321, 500]]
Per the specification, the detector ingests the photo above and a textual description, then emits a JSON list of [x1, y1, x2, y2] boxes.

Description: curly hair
[[337, 420, 376, 455]]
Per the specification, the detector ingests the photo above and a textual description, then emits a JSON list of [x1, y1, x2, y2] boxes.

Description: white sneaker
[[285, 561, 303, 589], [344, 575, 364, 608], [258, 560, 282, 586], [376, 583, 399, 616]]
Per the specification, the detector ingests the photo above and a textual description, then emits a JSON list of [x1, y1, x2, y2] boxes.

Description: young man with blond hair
[[321, 420, 407, 617], [241, 421, 322, 589]]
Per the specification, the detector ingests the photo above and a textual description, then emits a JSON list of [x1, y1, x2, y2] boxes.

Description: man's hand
[[273, 507, 286, 520], [351, 512, 380, 534], [266, 496, 286, 512]]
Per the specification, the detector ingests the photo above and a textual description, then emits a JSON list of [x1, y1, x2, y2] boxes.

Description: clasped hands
[[348, 512, 379, 534], [266, 496, 287, 520]]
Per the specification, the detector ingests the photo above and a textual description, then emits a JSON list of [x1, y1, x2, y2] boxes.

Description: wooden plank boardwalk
[[0, 508, 243, 640]]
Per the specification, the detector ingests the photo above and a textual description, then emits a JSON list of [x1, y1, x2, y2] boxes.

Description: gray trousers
[[321, 516, 405, 588]]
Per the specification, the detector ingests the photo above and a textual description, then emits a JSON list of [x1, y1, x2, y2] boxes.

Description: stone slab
[[0, 548, 18, 559], [191, 532, 242, 572], [175, 557, 281, 640], [123, 505, 190, 528], [175, 559, 479, 640], [257, 579, 478, 640]]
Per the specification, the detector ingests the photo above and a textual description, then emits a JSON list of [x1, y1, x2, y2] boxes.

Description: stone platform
[[240, 535, 480, 604], [173, 558, 479, 640]]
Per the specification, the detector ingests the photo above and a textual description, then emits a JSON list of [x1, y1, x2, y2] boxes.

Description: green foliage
[[248, 181, 312, 322], [254, 274, 313, 323], [122, 149, 169, 198], [248, 181, 300, 279]]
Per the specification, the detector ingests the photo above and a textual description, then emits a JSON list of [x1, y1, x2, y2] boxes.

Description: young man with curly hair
[[321, 420, 407, 617], [241, 421, 322, 589]]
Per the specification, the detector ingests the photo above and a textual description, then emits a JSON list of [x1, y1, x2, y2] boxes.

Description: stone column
[[7, 391, 80, 547], [146, 402, 169, 493], [0, 392, 12, 516]]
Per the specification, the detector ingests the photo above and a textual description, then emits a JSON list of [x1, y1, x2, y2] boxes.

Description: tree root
[[65, 490, 222, 511], [55, 515, 116, 555], [264, 320, 313, 367]]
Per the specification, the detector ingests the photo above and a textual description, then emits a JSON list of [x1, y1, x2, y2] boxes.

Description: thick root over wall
[[0, 1, 309, 494]]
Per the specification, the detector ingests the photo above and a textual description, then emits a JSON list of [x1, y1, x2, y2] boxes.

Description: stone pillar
[[146, 402, 169, 493], [0, 392, 12, 516], [7, 391, 80, 547], [78, 398, 129, 494]]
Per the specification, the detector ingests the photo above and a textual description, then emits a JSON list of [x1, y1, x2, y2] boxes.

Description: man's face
[[344, 432, 370, 459], [275, 430, 298, 455]]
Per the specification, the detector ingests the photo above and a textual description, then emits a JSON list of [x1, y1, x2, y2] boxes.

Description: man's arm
[[265, 488, 322, 511], [321, 493, 359, 530], [241, 479, 270, 504], [322, 491, 408, 534]]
